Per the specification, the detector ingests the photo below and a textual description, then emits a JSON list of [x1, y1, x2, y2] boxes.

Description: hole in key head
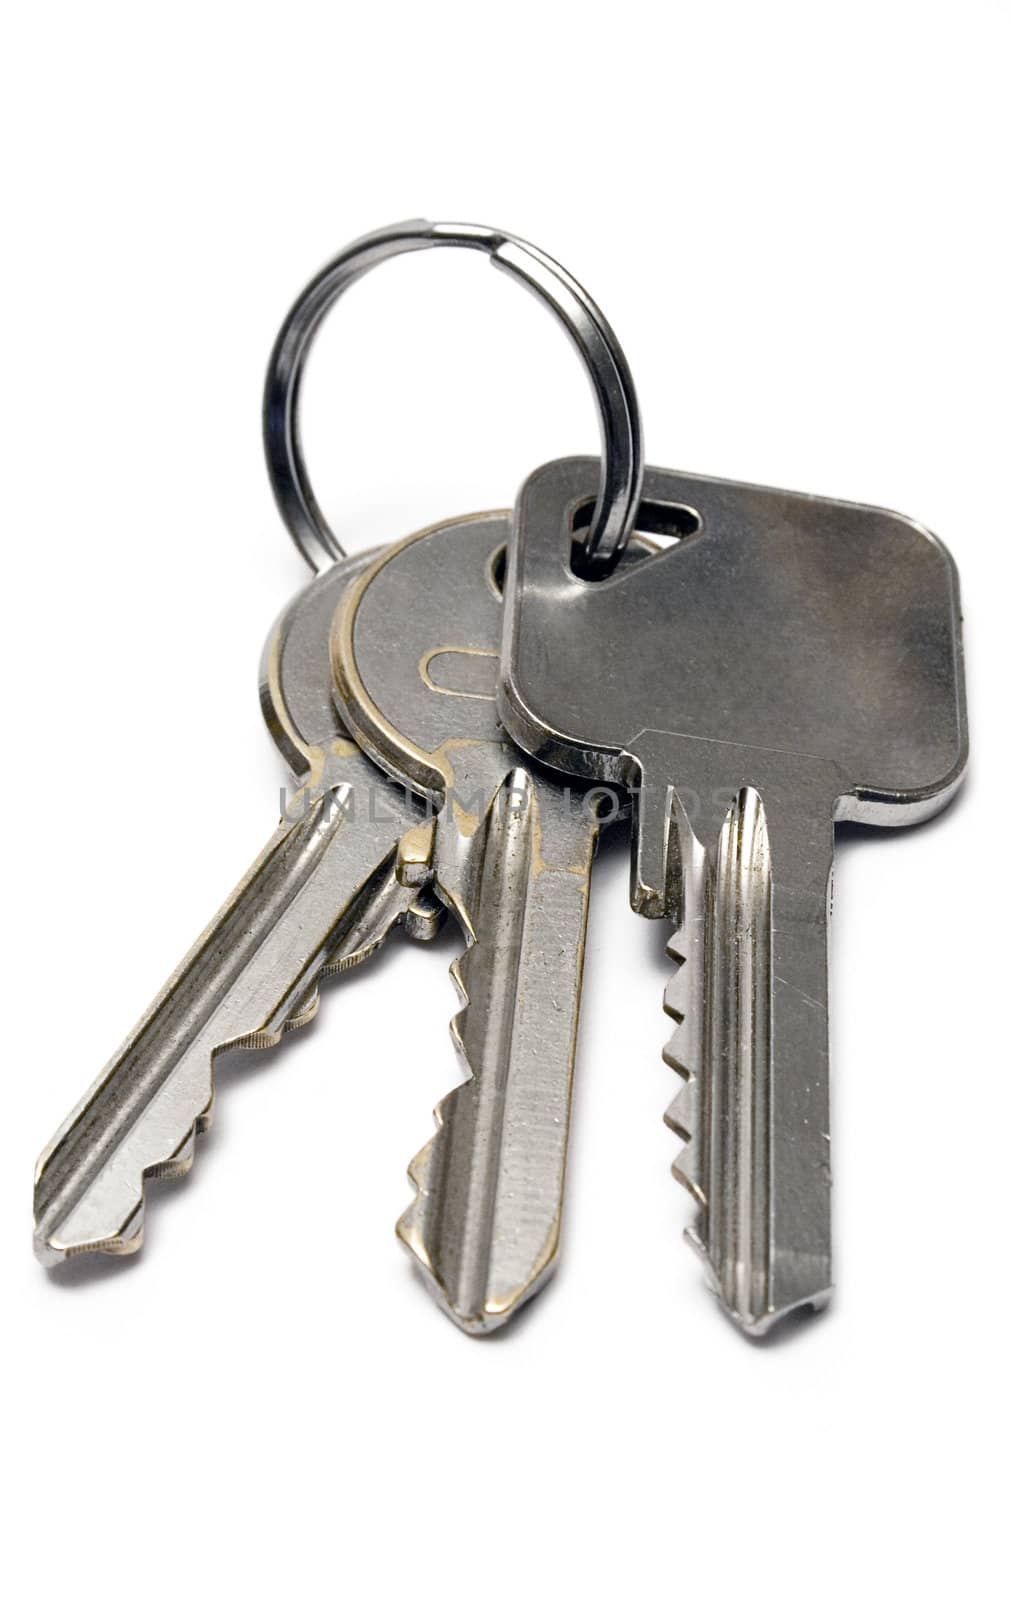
[[570, 496, 702, 579], [488, 543, 508, 598]]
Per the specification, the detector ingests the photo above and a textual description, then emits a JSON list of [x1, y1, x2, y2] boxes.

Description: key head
[[259, 545, 383, 783], [330, 511, 655, 810], [501, 455, 967, 825], [330, 512, 513, 806], [259, 546, 444, 943]]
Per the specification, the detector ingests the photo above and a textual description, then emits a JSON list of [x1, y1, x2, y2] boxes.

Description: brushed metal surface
[[332, 514, 608, 1332], [35, 549, 435, 1265], [499, 455, 967, 1333]]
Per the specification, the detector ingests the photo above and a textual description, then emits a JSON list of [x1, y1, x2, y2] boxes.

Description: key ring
[[262, 219, 644, 576]]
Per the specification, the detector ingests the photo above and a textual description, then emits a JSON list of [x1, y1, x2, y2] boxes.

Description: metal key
[[34, 545, 440, 1266], [50, 212, 645, 1301], [500, 455, 967, 1335], [256, 219, 650, 1333], [331, 511, 646, 1333]]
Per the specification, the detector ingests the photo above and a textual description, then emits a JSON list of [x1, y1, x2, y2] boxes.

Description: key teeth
[[672, 1147, 704, 1204], [147, 1125, 198, 1181], [662, 927, 704, 1210], [661, 1031, 691, 1081], [669, 1073, 704, 1208], [662, 938, 691, 1020], [234, 984, 321, 1051], [397, 1036, 519, 1338], [45, 1206, 146, 1267], [398, 768, 579, 1337], [664, 1076, 696, 1142], [400, 1066, 454, 1205], [35, 1111, 206, 1267], [396, 946, 479, 1315], [35, 832, 439, 1268], [447, 951, 468, 1013], [662, 935, 696, 1080], [34, 975, 332, 1267], [397, 1091, 450, 1281]]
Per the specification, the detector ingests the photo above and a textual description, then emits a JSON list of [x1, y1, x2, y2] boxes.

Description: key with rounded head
[[499, 455, 967, 1335], [34, 546, 440, 1267], [332, 512, 645, 1334]]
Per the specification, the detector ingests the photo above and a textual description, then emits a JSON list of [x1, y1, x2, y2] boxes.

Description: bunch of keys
[[34, 221, 967, 1338]]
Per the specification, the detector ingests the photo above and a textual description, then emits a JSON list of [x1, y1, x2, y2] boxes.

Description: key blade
[[702, 787, 775, 1331], [319, 875, 442, 975], [662, 807, 707, 1198], [397, 769, 595, 1334], [663, 781, 834, 1335], [34, 787, 409, 1265]]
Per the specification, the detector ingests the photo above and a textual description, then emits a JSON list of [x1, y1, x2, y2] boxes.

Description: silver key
[[332, 512, 641, 1333], [500, 456, 967, 1335], [34, 546, 439, 1266]]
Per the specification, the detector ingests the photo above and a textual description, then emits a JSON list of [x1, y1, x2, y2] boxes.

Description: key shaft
[[35, 545, 436, 1267], [332, 513, 625, 1331], [34, 786, 412, 1263], [398, 757, 597, 1332], [665, 757, 837, 1331]]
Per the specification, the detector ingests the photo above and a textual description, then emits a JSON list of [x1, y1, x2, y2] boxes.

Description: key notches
[[262, 219, 644, 577]]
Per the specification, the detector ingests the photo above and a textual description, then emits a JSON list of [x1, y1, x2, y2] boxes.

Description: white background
[[3, 4, 1007, 1595]]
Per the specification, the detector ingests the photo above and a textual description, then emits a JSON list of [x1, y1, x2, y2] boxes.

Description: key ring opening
[[262, 220, 644, 576]]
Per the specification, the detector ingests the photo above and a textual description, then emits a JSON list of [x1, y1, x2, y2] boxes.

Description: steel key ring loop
[[263, 219, 644, 575]]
